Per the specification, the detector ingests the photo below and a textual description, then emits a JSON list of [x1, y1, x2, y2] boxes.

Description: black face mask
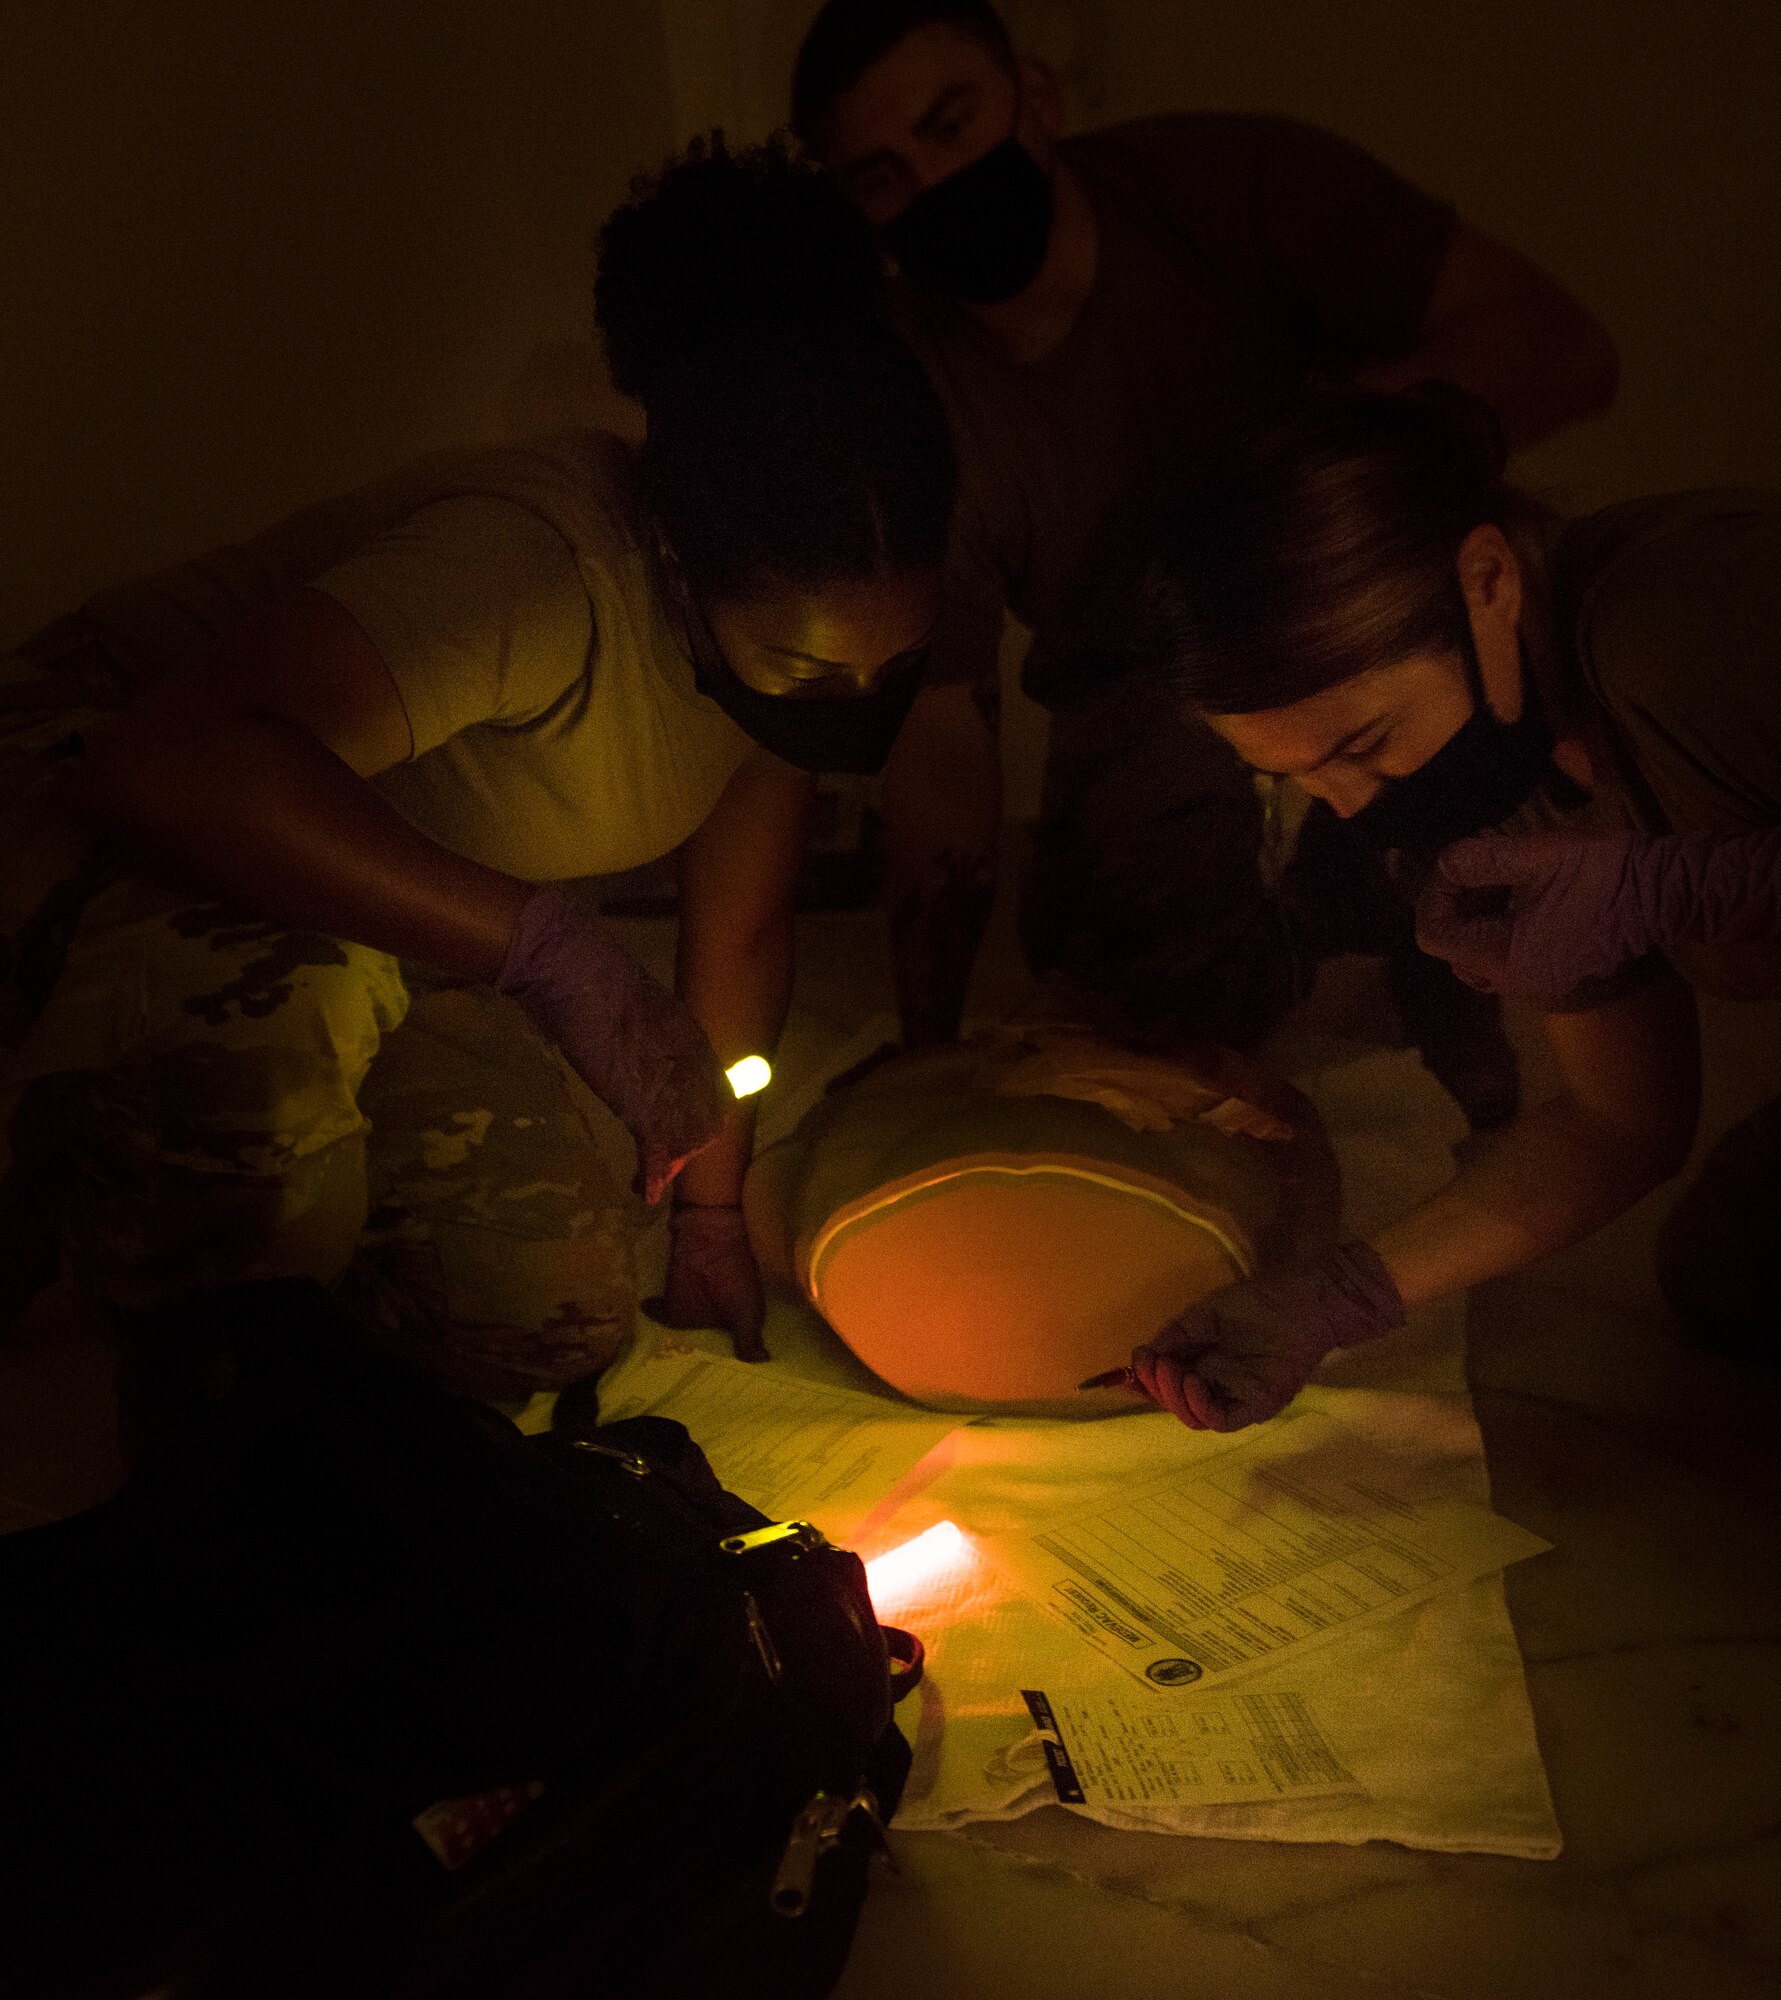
[[884, 135, 1055, 303], [1346, 624, 1559, 855], [683, 600, 925, 776]]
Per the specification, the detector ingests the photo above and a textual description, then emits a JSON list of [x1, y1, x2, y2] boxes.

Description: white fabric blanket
[[597, 1029, 1561, 1861]]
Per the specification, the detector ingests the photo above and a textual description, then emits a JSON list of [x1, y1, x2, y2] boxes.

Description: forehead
[[819, 21, 1012, 162], [1206, 670, 1403, 773], [726, 569, 940, 660]]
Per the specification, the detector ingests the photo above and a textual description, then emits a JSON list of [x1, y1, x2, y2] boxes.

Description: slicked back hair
[[792, 0, 1016, 148], [1149, 386, 1537, 716]]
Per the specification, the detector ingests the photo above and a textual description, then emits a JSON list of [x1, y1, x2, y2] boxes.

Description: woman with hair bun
[[0, 136, 955, 1387], [1121, 385, 1779, 1431]]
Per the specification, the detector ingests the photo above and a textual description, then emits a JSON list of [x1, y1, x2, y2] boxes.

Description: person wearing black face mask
[[791, 0, 1620, 1082], [1341, 583, 1573, 860], [1117, 385, 1781, 1435], [0, 139, 956, 1380], [671, 570, 933, 778]]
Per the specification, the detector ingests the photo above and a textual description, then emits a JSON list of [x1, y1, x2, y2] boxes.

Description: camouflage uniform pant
[[1, 618, 635, 1397]]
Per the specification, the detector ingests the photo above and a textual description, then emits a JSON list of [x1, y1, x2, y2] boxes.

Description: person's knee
[[13, 906, 406, 1307], [58, 1055, 376, 1306], [344, 986, 638, 1398]]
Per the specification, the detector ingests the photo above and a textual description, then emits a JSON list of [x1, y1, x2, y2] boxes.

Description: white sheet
[[600, 1028, 1563, 1860]]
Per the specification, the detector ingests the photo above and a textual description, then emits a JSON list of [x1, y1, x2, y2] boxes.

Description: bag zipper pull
[[769, 1787, 891, 1917], [570, 1439, 651, 1476], [719, 1519, 827, 1558]]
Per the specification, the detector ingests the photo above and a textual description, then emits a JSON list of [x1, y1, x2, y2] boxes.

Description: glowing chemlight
[[726, 1055, 772, 1099], [864, 1519, 967, 1610]]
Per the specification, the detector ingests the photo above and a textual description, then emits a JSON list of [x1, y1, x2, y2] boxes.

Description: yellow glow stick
[[726, 1054, 772, 1099]]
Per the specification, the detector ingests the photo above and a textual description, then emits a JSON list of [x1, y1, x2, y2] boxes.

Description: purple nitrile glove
[[645, 1203, 769, 1361], [495, 887, 727, 1205], [1416, 828, 1781, 1011], [1130, 1241, 1406, 1432]]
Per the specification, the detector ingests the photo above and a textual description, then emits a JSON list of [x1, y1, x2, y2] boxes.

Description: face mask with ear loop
[[1346, 585, 1569, 856], [883, 132, 1056, 304], [676, 586, 927, 777]]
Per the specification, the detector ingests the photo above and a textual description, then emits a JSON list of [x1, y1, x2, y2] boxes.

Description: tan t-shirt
[[80, 432, 753, 880], [1552, 488, 1781, 998], [898, 114, 1457, 705]]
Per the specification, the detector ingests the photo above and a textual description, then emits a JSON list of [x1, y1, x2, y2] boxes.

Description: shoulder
[[1064, 112, 1385, 201], [446, 429, 648, 547], [1065, 111, 1322, 175], [1565, 489, 1781, 827], [1567, 490, 1781, 705]]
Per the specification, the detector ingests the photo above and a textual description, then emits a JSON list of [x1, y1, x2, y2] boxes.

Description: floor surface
[[3, 873, 1779, 2000]]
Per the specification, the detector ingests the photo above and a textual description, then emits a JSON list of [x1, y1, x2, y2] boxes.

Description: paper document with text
[[982, 1408, 1549, 1692], [1021, 1686, 1359, 1809]]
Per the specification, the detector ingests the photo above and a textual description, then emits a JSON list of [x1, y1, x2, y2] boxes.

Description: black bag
[[0, 1279, 920, 1999]]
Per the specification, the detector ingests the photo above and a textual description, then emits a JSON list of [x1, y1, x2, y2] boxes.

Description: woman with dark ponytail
[[0, 137, 954, 1381], [1116, 385, 1780, 1430]]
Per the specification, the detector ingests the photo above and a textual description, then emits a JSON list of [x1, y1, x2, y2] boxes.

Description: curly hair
[[595, 134, 955, 603]]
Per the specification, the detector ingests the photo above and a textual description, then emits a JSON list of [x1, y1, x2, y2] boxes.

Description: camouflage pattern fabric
[[2, 620, 636, 1393], [343, 983, 637, 1399]]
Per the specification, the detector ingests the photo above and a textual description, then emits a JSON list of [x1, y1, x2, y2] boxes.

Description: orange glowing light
[[864, 1519, 967, 1610]]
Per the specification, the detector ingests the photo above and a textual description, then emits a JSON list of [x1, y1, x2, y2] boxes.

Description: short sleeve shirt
[[1549, 489, 1781, 998], [80, 433, 755, 881], [896, 114, 1456, 705]]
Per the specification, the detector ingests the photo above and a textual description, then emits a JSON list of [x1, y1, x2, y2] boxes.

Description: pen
[[1077, 1365, 1138, 1392]]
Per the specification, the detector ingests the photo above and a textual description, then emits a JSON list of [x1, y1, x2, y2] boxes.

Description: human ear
[[1019, 57, 1064, 142], [1456, 524, 1526, 721]]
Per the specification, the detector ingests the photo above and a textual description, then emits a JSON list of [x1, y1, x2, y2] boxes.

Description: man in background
[[792, 0, 1617, 1121]]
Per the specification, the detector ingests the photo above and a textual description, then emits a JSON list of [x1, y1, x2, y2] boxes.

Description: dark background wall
[[4, 0, 1776, 650], [1, 0, 671, 635]]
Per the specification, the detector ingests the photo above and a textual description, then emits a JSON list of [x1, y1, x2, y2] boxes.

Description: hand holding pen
[[1077, 1241, 1406, 1432]]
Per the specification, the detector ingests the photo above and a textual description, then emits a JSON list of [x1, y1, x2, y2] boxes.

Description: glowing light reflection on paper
[[864, 1519, 968, 1614]]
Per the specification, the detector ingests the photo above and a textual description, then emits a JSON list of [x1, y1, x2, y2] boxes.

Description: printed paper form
[[981, 1407, 1550, 1693], [1021, 1686, 1359, 1809], [595, 1338, 959, 1538]]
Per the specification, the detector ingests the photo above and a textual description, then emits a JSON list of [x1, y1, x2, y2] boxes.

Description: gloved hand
[[1416, 828, 1781, 1010], [647, 1203, 769, 1361], [495, 886, 728, 1204], [1130, 1241, 1406, 1431]]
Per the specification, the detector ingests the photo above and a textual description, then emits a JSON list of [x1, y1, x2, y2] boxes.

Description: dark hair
[[595, 134, 955, 603], [1150, 385, 1539, 715], [791, 0, 1016, 146]]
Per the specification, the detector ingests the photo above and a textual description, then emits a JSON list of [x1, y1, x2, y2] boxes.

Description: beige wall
[[1079, 0, 1781, 507], [701, 0, 1779, 506], [0, 0, 672, 641], [5, 1, 1774, 647]]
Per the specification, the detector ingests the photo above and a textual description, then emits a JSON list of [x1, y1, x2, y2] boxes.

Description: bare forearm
[[888, 846, 998, 1048], [673, 915, 796, 1206], [882, 683, 1002, 1048], [75, 707, 529, 977], [1371, 1094, 1684, 1308], [672, 916, 792, 1208]]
